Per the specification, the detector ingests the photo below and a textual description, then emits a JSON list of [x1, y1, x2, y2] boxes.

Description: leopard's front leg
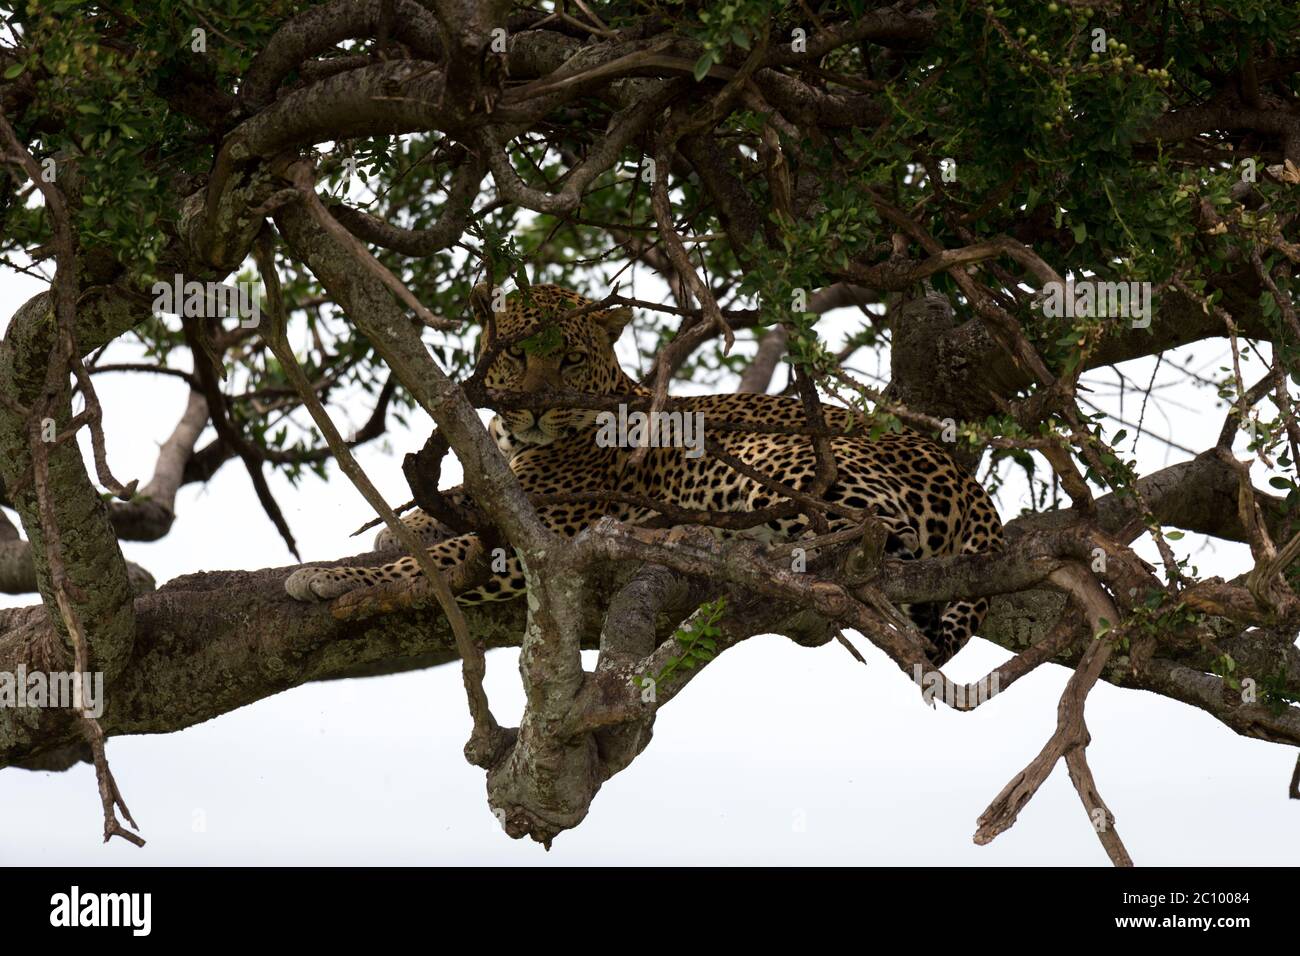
[[373, 496, 468, 550], [286, 502, 610, 605], [285, 532, 492, 602], [371, 417, 523, 551]]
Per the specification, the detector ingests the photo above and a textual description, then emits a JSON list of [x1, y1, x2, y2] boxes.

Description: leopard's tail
[[926, 486, 1004, 667]]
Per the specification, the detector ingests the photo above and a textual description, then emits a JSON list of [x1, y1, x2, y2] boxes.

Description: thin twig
[[255, 230, 509, 767]]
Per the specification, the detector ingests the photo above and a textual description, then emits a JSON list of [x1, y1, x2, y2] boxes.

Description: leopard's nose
[[521, 362, 561, 392]]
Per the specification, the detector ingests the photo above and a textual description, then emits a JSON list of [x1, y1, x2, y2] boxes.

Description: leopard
[[286, 284, 1004, 665]]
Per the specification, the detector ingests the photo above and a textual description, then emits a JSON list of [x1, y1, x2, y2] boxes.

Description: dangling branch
[[0, 109, 143, 846], [254, 230, 511, 767]]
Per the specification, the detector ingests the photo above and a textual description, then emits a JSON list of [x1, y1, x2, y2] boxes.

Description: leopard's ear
[[595, 306, 633, 343], [470, 282, 495, 323]]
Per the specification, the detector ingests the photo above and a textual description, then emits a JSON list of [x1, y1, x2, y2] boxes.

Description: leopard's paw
[[285, 568, 357, 602]]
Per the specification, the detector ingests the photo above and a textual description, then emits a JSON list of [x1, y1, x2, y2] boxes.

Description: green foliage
[[3, 0, 1300, 536], [650, 598, 727, 685], [517, 325, 564, 357], [1210, 651, 1241, 691], [1124, 592, 1206, 647], [1258, 666, 1300, 714], [2, 1, 304, 280], [662, 0, 788, 80]]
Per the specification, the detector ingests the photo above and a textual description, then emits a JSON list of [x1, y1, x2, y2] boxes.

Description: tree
[[0, 0, 1298, 865]]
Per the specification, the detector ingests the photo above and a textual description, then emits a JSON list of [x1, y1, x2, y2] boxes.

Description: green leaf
[[518, 325, 563, 357], [3, 62, 24, 79], [693, 51, 715, 82]]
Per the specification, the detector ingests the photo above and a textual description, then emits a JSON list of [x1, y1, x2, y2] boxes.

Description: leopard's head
[[474, 284, 635, 446]]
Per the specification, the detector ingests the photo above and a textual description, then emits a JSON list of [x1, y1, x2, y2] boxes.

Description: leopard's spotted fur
[[286, 285, 1004, 664]]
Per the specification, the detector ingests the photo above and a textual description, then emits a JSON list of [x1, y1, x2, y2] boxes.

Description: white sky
[[1, 256, 1297, 867]]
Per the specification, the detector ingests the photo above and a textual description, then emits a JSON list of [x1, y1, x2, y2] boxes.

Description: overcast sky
[[1, 260, 1296, 867]]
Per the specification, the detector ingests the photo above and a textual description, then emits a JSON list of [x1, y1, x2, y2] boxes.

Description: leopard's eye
[[561, 351, 584, 367], [506, 344, 525, 360]]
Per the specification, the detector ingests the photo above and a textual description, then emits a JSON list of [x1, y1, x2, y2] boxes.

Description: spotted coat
[[286, 286, 1004, 664]]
